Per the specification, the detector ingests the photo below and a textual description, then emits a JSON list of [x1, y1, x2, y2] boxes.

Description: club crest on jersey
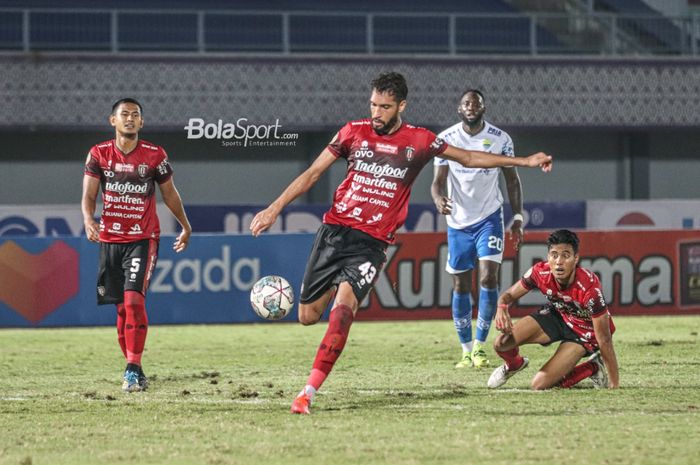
[[138, 164, 149, 178], [404, 145, 415, 161], [482, 138, 492, 150]]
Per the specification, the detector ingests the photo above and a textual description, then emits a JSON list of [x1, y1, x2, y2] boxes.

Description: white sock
[[461, 342, 474, 353], [300, 385, 316, 401]]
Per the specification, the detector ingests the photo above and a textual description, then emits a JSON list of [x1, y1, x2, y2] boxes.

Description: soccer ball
[[249, 275, 294, 320]]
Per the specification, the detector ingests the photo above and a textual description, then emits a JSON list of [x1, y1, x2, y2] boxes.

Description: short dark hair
[[111, 98, 143, 115], [547, 229, 580, 254], [460, 89, 485, 103], [371, 72, 408, 102]]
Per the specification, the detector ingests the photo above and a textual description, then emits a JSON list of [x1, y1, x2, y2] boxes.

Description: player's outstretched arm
[[81, 174, 100, 242], [250, 149, 336, 237], [441, 145, 553, 172], [592, 313, 619, 388], [159, 179, 192, 253], [431, 164, 452, 215], [503, 167, 524, 250], [495, 280, 530, 334]]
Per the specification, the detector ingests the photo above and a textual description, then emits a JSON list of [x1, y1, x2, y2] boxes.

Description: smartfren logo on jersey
[[354, 160, 408, 179]]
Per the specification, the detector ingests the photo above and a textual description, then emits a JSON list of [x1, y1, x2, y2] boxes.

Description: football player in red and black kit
[[250, 72, 553, 414], [81, 98, 192, 392], [488, 229, 619, 390]]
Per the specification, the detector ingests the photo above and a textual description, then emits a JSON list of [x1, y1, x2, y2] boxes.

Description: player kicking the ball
[[250, 72, 553, 414], [488, 229, 619, 390]]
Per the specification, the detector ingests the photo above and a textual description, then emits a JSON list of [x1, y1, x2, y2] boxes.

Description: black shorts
[[97, 239, 159, 305], [529, 306, 595, 355], [300, 224, 388, 304]]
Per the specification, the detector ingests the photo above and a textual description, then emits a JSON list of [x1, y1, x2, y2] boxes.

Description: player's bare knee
[[493, 333, 511, 352], [479, 275, 498, 289], [297, 306, 321, 326], [452, 275, 470, 294], [530, 372, 553, 391]]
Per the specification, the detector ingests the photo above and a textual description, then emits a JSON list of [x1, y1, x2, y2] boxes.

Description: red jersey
[[324, 119, 447, 243], [521, 262, 615, 345], [84, 139, 173, 243]]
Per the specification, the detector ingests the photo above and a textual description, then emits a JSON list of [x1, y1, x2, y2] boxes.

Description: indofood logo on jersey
[[105, 181, 148, 195], [354, 160, 408, 179]]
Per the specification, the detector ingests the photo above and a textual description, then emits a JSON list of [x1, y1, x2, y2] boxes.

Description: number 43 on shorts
[[358, 261, 377, 287]]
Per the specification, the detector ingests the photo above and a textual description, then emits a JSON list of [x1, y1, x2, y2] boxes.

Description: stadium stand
[[0, 0, 562, 54], [592, 0, 688, 53]]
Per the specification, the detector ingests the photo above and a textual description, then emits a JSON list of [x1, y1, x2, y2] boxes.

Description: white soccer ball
[[249, 275, 295, 320]]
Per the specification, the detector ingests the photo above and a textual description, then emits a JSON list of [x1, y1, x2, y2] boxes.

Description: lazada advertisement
[[1, 230, 698, 327]]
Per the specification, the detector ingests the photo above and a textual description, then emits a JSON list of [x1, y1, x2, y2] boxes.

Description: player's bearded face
[[547, 244, 579, 285], [458, 92, 485, 129], [370, 90, 404, 136]]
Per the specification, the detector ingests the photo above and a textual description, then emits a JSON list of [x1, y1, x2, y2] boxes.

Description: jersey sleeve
[[154, 148, 174, 184], [585, 285, 608, 317], [327, 122, 355, 159], [502, 133, 514, 157], [84, 149, 101, 178], [519, 265, 538, 290], [426, 130, 448, 157], [432, 130, 449, 165]]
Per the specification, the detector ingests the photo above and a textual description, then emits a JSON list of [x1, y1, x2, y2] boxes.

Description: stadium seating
[[593, 0, 687, 53], [1, 0, 561, 54]]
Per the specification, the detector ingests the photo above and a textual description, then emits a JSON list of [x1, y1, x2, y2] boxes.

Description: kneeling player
[[487, 229, 619, 390]]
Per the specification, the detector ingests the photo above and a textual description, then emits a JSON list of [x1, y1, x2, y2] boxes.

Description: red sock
[[116, 303, 127, 359], [559, 361, 596, 388], [307, 304, 354, 391], [497, 347, 525, 371], [124, 290, 148, 365]]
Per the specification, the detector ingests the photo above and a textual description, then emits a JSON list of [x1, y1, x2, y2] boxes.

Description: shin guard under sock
[[308, 304, 354, 391], [116, 303, 127, 359], [124, 290, 148, 365]]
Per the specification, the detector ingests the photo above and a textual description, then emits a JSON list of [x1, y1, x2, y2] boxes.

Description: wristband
[[512, 213, 524, 223], [497, 304, 509, 308]]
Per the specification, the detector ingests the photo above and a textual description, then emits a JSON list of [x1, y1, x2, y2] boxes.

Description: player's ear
[[574, 254, 580, 266], [109, 114, 116, 127], [398, 100, 407, 114]]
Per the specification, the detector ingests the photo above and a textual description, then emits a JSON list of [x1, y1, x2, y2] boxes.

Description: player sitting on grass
[[488, 229, 619, 390]]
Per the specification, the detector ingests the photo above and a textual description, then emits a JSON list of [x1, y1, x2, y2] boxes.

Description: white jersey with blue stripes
[[435, 120, 514, 229]]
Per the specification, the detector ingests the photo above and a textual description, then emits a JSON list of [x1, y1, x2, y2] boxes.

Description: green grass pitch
[[1, 316, 698, 465]]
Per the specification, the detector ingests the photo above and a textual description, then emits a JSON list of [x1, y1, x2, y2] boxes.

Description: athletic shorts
[[529, 306, 598, 355], [300, 223, 387, 304], [446, 208, 504, 274], [97, 239, 159, 305]]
